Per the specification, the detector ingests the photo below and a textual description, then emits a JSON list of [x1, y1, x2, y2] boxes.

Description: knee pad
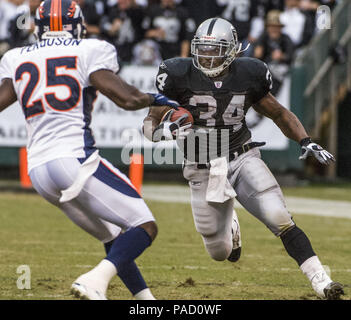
[[202, 232, 232, 261], [192, 200, 220, 236]]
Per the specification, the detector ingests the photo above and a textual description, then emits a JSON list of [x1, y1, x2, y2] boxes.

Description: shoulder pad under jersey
[[160, 57, 193, 78], [233, 57, 268, 77]]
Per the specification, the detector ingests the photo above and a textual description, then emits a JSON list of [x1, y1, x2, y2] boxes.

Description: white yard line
[[142, 185, 351, 219]]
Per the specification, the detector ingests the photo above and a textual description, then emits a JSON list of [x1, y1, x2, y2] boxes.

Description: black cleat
[[323, 282, 345, 300], [227, 247, 241, 262]]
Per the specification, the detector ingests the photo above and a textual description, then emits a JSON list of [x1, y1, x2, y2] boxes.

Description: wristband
[[148, 93, 155, 105], [299, 137, 312, 147]]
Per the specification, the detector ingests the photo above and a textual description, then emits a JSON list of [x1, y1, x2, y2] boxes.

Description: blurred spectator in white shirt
[[280, 0, 314, 49], [280, 0, 306, 47], [0, 0, 26, 57]]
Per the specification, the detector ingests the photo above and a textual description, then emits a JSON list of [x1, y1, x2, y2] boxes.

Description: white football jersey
[[0, 38, 119, 172]]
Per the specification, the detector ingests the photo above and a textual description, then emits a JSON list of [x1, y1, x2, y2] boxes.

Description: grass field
[[0, 186, 350, 300]]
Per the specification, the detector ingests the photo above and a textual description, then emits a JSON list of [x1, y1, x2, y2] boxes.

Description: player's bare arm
[[254, 92, 335, 165], [0, 79, 17, 112], [253, 92, 308, 143], [90, 70, 154, 110], [90, 70, 178, 111]]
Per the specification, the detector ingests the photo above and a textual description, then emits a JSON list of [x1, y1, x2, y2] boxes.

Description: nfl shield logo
[[214, 81, 222, 88]]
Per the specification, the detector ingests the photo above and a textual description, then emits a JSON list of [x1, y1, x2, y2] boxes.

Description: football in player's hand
[[169, 107, 194, 126]]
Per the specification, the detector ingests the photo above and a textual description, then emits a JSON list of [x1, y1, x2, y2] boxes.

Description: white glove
[[174, 122, 192, 140], [299, 137, 335, 165], [152, 110, 190, 142]]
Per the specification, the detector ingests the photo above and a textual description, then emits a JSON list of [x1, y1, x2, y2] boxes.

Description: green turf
[[282, 184, 351, 202], [0, 192, 349, 300]]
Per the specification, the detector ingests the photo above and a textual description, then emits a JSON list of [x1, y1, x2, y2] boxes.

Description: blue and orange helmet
[[34, 0, 86, 40]]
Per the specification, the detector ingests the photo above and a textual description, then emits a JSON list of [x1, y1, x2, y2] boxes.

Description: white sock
[[76, 259, 117, 293], [134, 288, 156, 300], [300, 255, 331, 282]]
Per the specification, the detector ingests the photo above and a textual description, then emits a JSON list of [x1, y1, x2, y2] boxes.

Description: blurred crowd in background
[[0, 0, 339, 94]]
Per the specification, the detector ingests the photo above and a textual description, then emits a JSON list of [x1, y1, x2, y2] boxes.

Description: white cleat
[[311, 272, 344, 300], [71, 280, 107, 300], [227, 214, 242, 262]]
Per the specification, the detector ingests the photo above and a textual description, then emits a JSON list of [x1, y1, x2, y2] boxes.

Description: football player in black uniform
[[143, 18, 345, 300]]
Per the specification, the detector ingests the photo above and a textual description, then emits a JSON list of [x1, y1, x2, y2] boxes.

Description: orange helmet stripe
[[55, 0, 60, 31], [58, 0, 62, 30], [50, 0, 54, 30], [51, 0, 61, 31]]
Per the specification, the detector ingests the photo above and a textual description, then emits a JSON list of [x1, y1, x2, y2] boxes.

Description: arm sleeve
[[251, 59, 273, 104], [85, 40, 119, 76]]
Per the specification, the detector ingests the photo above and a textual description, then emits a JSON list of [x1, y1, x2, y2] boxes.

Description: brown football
[[168, 107, 194, 125]]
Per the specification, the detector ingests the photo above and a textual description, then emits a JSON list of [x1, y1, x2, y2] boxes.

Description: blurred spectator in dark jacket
[[254, 10, 294, 94], [260, 0, 285, 12], [214, 0, 266, 56], [142, 0, 196, 60], [180, 0, 218, 28], [300, 0, 338, 11], [8, 0, 41, 49], [102, 0, 144, 64], [76, 0, 102, 38]]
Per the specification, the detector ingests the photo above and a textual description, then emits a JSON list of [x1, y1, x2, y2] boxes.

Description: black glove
[[299, 137, 335, 165]]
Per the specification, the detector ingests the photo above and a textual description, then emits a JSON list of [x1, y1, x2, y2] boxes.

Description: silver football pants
[[183, 147, 295, 261]]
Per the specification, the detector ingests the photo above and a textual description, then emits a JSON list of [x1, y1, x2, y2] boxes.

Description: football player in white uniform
[[0, 0, 179, 300], [144, 18, 345, 299]]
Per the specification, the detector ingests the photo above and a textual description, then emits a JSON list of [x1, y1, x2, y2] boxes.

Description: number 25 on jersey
[[15, 56, 81, 119]]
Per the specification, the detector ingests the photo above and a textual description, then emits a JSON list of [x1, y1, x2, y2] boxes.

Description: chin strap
[[236, 42, 250, 55]]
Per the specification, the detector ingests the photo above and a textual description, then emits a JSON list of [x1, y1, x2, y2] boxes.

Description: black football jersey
[[155, 57, 273, 163]]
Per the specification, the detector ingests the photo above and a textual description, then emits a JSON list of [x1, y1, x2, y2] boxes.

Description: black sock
[[280, 225, 316, 266]]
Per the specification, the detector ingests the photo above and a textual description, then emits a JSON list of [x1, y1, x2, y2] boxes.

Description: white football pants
[[183, 147, 295, 261], [29, 157, 155, 243]]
